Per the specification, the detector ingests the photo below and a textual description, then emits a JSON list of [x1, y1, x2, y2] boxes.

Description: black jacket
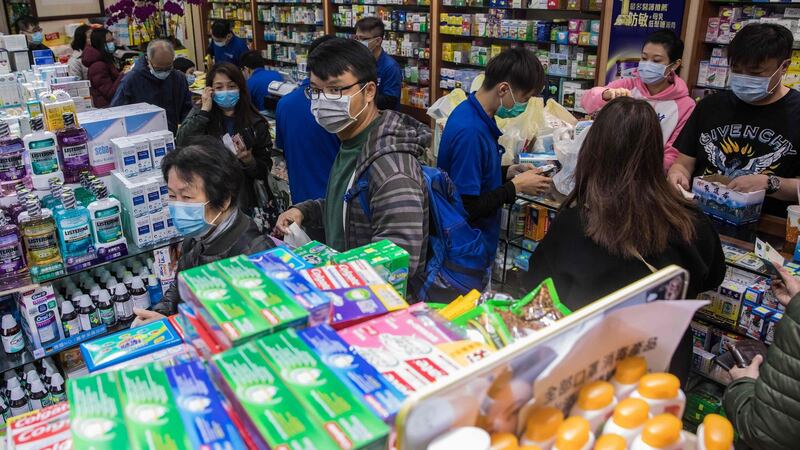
[[153, 210, 275, 316], [175, 108, 273, 212]]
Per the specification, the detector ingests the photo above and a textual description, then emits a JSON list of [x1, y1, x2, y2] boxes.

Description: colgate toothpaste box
[[164, 361, 246, 450], [300, 261, 385, 290], [255, 329, 390, 449], [332, 240, 410, 297], [210, 343, 338, 449], [293, 241, 339, 266], [7, 402, 71, 450], [298, 325, 405, 422], [68, 372, 130, 450]]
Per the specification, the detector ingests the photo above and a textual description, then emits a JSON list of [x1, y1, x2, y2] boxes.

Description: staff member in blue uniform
[[437, 47, 552, 291], [241, 50, 283, 111], [355, 17, 402, 110], [275, 36, 340, 204], [206, 21, 249, 67]]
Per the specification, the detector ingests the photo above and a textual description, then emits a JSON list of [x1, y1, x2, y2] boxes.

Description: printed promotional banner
[[605, 0, 687, 83]]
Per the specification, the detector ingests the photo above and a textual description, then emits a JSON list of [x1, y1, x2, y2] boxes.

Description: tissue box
[[692, 175, 765, 225]]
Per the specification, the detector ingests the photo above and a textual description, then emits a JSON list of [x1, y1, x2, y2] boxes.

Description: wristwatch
[[767, 175, 781, 194]]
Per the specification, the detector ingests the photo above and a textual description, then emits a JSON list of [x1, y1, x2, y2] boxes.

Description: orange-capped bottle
[[697, 414, 734, 450], [594, 434, 627, 450], [601, 397, 651, 446], [552, 416, 595, 450], [630, 414, 686, 450], [569, 381, 617, 434], [611, 356, 648, 399], [520, 407, 564, 450], [629, 373, 685, 418]]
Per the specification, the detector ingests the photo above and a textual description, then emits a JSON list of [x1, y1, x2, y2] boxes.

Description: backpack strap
[[343, 168, 372, 222]]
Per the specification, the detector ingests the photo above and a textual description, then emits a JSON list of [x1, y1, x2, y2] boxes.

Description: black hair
[[730, 23, 793, 69], [211, 21, 232, 39], [205, 62, 266, 132], [162, 136, 242, 210], [71, 25, 90, 52], [308, 37, 377, 84], [240, 50, 266, 70], [173, 57, 195, 74], [355, 17, 385, 38], [309, 34, 336, 55], [482, 47, 545, 95], [644, 29, 684, 63], [14, 15, 38, 33], [90, 28, 115, 65]]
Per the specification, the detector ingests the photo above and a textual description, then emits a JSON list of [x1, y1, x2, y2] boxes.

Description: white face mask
[[310, 84, 370, 134]]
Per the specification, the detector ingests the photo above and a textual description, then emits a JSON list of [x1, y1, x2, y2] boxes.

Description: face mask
[[186, 74, 196, 85], [359, 39, 372, 49], [496, 88, 527, 119], [213, 39, 226, 47], [168, 201, 222, 237], [213, 90, 240, 109], [31, 31, 43, 44], [310, 84, 369, 133], [637, 60, 669, 84], [150, 68, 171, 80], [730, 65, 784, 104], [105, 42, 116, 53]]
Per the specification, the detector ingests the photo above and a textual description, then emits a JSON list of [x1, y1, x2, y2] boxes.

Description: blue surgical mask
[[186, 74, 196, 85], [213, 90, 240, 109], [150, 68, 171, 80], [31, 31, 43, 44], [168, 201, 221, 237], [496, 89, 527, 119], [730, 65, 783, 104], [637, 60, 669, 85], [105, 42, 116, 53]]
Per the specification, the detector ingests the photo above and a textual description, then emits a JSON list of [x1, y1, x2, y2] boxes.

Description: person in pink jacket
[[582, 30, 694, 172]]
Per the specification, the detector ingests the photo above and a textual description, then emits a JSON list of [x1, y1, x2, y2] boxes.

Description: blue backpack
[[344, 165, 493, 300]]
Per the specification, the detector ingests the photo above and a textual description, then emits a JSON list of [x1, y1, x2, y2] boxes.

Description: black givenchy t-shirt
[[675, 89, 800, 216]]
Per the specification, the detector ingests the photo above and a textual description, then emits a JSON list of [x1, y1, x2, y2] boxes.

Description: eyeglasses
[[305, 80, 365, 100]]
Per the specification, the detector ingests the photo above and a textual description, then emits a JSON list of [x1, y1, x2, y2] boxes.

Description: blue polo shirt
[[275, 79, 340, 204], [437, 93, 504, 260], [207, 34, 249, 66], [376, 50, 402, 110], [247, 67, 283, 111]]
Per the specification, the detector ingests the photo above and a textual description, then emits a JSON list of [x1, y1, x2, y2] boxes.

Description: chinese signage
[[605, 0, 687, 83]]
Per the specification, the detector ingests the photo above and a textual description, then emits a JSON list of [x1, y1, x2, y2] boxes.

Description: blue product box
[[747, 306, 776, 340], [251, 246, 313, 271], [80, 318, 182, 372], [164, 360, 247, 449], [297, 324, 405, 422], [249, 251, 329, 325]]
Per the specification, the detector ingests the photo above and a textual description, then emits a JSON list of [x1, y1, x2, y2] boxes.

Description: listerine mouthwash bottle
[[54, 187, 94, 260], [18, 198, 63, 278]]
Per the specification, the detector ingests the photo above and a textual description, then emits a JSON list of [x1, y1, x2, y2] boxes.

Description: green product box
[[332, 240, 410, 297], [68, 372, 130, 450], [213, 256, 309, 331], [294, 241, 339, 266], [118, 364, 192, 450], [211, 343, 339, 450], [255, 329, 390, 450], [177, 263, 273, 347]]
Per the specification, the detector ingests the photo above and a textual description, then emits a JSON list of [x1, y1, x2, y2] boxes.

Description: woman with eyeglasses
[[175, 62, 273, 215]]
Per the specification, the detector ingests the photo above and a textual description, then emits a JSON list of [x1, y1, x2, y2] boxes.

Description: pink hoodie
[[581, 74, 696, 172]]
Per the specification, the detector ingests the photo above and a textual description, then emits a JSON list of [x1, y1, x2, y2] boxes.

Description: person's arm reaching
[[581, 78, 635, 114], [667, 154, 696, 190]]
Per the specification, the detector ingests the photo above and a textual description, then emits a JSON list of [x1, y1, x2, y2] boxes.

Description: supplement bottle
[[612, 356, 647, 399], [696, 414, 734, 450], [630, 373, 686, 418], [630, 414, 685, 450], [59, 300, 82, 337], [113, 283, 133, 322], [1, 314, 25, 354], [602, 397, 651, 446], [552, 416, 595, 450], [520, 406, 564, 450], [569, 380, 617, 434]]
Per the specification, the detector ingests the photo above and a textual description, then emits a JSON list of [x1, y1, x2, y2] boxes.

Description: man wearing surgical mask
[[206, 21, 249, 67], [354, 17, 402, 110], [583, 29, 694, 172], [111, 39, 192, 133], [669, 23, 800, 218], [15, 16, 53, 62], [131, 137, 274, 326], [276, 38, 430, 286]]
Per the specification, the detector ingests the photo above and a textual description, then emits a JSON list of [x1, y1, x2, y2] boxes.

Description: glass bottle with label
[[23, 116, 63, 190], [0, 120, 32, 195], [87, 182, 126, 252], [55, 112, 90, 184], [18, 198, 63, 271], [54, 187, 94, 260]]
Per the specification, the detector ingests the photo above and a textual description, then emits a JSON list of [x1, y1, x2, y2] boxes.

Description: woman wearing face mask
[[132, 136, 275, 326], [176, 63, 273, 214], [67, 25, 92, 80], [582, 29, 693, 172], [82, 28, 124, 108], [174, 57, 197, 86]]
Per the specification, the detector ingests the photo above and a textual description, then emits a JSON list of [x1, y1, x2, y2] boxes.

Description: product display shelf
[[0, 237, 183, 298], [440, 31, 599, 48]]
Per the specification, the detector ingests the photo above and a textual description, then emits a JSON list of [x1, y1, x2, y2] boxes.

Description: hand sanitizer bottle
[[18, 199, 63, 275], [0, 120, 32, 196], [24, 116, 63, 190], [0, 209, 27, 278], [87, 182, 126, 252], [55, 112, 90, 184], [54, 187, 94, 260]]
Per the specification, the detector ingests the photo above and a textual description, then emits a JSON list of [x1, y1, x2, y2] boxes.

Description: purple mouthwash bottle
[[0, 120, 32, 196], [0, 210, 26, 278], [55, 112, 90, 184]]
